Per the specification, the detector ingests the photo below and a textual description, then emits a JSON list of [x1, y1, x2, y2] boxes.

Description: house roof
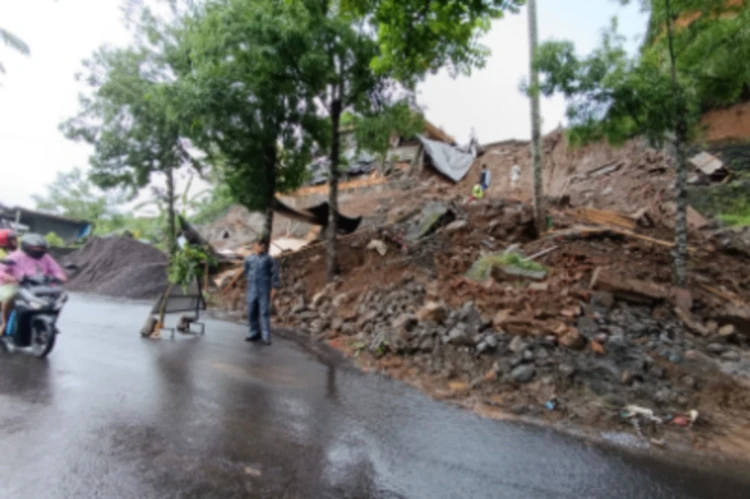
[[0, 204, 90, 227]]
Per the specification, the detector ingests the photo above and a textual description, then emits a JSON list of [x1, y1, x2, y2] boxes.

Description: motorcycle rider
[[0, 233, 67, 334], [0, 229, 19, 334]]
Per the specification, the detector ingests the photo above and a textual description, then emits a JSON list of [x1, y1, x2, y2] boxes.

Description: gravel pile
[[65, 236, 169, 300]]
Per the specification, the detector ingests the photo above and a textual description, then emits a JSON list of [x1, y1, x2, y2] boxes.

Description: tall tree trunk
[[165, 166, 177, 258], [665, 0, 689, 287], [327, 95, 342, 282], [263, 143, 277, 240], [528, 0, 545, 236], [672, 134, 689, 286]]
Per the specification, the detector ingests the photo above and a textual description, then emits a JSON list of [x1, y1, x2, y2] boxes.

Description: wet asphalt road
[[1, 296, 749, 498]]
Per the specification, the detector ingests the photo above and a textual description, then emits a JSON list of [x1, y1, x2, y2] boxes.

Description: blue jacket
[[243, 253, 279, 299]]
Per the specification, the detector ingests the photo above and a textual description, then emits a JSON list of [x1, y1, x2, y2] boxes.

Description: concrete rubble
[[212, 129, 750, 460]]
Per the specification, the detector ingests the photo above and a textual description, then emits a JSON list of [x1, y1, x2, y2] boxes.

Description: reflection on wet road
[[0, 295, 748, 498]]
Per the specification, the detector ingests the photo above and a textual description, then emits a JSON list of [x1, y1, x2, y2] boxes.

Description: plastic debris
[[650, 438, 666, 448], [544, 397, 558, 411], [622, 405, 663, 424], [366, 239, 388, 256], [689, 410, 699, 424], [671, 415, 690, 427]]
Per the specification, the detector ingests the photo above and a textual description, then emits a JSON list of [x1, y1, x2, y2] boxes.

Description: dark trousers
[[248, 293, 271, 341]]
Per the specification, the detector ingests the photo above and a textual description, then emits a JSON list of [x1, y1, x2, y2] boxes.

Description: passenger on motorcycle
[[0, 229, 19, 334], [0, 233, 67, 334]]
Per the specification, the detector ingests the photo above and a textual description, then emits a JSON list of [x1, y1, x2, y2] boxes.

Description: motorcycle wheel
[[31, 322, 56, 358]]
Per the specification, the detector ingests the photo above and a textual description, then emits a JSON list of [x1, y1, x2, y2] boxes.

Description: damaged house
[[305, 118, 477, 186], [198, 117, 476, 260]]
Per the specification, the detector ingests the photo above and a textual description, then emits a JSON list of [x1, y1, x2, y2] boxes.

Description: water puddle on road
[[209, 361, 305, 388]]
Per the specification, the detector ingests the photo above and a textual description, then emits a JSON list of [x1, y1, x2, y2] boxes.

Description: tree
[[302, 2, 420, 280], [188, 165, 235, 226], [32, 167, 127, 222], [531, 0, 744, 285], [61, 36, 201, 256], [527, 0, 545, 235], [179, 0, 325, 237], [30, 166, 167, 240], [342, 0, 524, 86], [0, 27, 30, 77]]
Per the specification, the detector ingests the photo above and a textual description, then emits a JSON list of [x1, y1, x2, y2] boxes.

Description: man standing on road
[[243, 236, 279, 346]]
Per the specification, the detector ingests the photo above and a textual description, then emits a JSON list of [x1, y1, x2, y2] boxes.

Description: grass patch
[[718, 213, 750, 227], [717, 197, 750, 227], [498, 252, 547, 272], [466, 252, 547, 281]]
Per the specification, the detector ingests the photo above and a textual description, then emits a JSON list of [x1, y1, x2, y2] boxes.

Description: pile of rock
[[276, 266, 750, 422]]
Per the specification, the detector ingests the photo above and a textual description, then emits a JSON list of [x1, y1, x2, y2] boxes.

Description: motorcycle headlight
[[29, 300, 45, 310]]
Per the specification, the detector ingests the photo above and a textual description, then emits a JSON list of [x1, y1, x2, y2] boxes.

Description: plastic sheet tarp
[[418, 135, 476, 183]]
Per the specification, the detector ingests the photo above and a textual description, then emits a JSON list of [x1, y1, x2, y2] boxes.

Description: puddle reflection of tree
[[0, 357, 54, 405], [327, 363, 338, 401], [153, 336, 201, 430]]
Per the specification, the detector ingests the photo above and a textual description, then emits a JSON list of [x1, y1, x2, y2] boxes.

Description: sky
[[0, 0, 649, 208]]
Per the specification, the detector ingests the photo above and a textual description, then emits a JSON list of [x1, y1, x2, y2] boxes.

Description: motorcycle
[[1, 259, 76, 358]]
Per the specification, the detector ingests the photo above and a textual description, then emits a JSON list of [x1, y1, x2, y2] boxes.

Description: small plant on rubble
[[467, 252, 547, 281], [168, 244, 216, 291], [499, 253, 546, 273], [350, 339, 368, 358], [375, 339, 390, 358]]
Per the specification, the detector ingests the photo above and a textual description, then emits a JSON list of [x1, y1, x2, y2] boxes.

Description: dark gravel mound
[[65, 236, 168, 300]]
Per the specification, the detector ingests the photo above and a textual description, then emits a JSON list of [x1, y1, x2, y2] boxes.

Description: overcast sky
[[0, 0, 648, 207]]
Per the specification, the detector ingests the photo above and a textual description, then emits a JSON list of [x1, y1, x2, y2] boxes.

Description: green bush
[[168, 244, 216, 290], [45, 232, 66, 248]]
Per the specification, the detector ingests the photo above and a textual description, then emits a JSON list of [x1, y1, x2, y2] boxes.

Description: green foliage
[[0, 28, 29, 55], [342, 0, 524, 85], [32, 167, 127, 223], [189, 180, 234, 226], [641, 0, 750, 109], [688, 179, 750, 224], [465, 252, 546, 281], [498, 252, 546, 272], [44, 232, 65, 248], [61, 44, 199, 192], [718, 211, 750, 227], [534, 19, 700, 147], [348, 102, 425, 159], [0, 27, 30, 77], [30, 166, 169, 245], [374, 338, 390, 357], [167, 244, 216, 289], [62, 7, 207, 255], [178, 0, 325, 215], [535, 1, 750, 147]]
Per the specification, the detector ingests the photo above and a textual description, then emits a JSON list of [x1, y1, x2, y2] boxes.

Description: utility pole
[[528, 0, 545, 235]]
